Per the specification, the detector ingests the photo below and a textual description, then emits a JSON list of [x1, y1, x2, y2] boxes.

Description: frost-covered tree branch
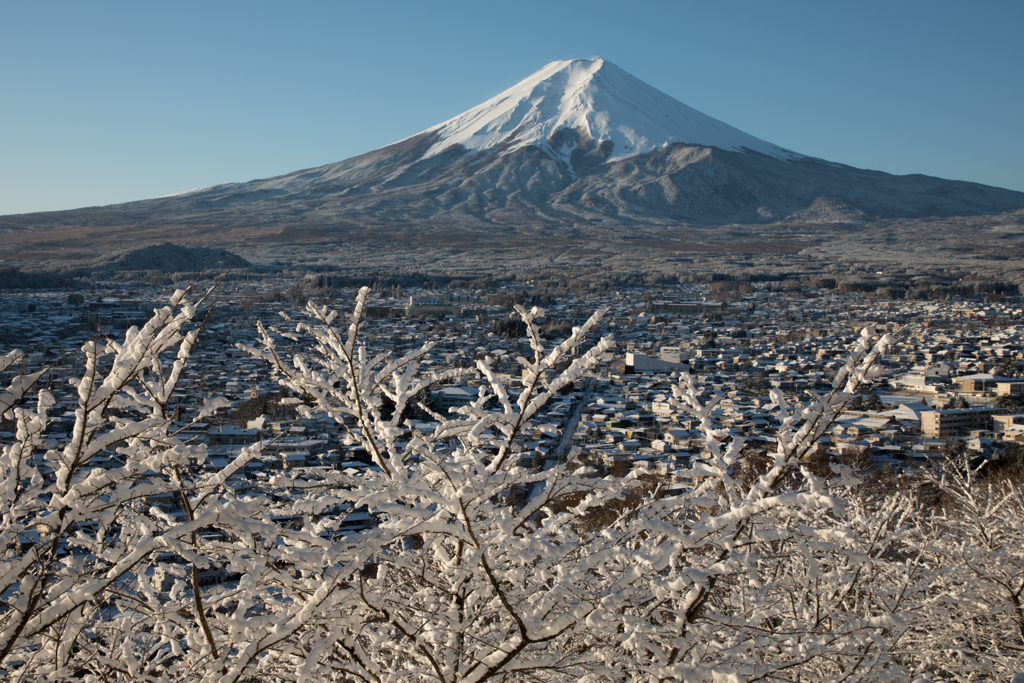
[[2, 288, 1022, 683]]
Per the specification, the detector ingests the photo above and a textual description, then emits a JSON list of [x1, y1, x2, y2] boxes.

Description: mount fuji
[[415, 58, 801, 168], [3, 58, 1023, 271]]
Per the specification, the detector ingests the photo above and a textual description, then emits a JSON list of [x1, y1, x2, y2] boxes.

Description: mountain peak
[[418, 58, 801, 168]]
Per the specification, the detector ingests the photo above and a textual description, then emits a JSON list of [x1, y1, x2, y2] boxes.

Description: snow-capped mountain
[[3, 57, 1024, 267], [417, 58, 800, 169]]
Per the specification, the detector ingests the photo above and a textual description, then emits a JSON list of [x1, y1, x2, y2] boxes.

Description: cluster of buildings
[[2, 280, 1023, 508]]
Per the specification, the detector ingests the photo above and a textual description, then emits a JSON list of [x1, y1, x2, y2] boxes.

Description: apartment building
[[921, 406, 1005, 438]]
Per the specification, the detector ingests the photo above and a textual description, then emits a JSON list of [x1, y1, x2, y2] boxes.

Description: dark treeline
[[0, 267, 83, 290], [94, 243, 251, 274], [2, 241, 1019, 303], [485, 290, 558, 310], [294, 271, 497, 296], [0, 244, 255, 291]]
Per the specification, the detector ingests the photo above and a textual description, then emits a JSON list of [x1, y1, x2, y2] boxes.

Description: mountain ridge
[[415, 58, 802, 167], [2, 58, 1023, 275]]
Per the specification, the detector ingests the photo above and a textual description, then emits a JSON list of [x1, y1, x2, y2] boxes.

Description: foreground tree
[[600, 327, 920, 682], [237, 292, 621, 681], [0, 288, 224, 678], [235, 293, 914, 682], [899, 454, 1024, 681], [0, 286, 1021, 682]]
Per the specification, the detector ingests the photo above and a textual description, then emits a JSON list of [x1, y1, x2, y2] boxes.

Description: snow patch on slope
[[158, 183, 239, 199], [158, 187, 204, 199], [419, 58, 801, 168]]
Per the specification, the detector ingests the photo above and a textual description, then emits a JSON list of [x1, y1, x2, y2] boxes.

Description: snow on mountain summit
[[419, 58, 801, 169]]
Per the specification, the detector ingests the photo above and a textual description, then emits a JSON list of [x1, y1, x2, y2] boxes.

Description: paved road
[[548, 377, 594, 467]]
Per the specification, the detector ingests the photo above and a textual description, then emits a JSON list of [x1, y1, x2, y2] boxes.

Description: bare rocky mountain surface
[[3, 58, 1023, 280]]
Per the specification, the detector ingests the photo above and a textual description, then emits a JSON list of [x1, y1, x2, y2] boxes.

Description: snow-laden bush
[[900, 456, 1024, 682], [0, 286, 1021, 682]]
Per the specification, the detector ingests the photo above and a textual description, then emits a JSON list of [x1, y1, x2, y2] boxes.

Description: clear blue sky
[[2, 1, 1022, 215]]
